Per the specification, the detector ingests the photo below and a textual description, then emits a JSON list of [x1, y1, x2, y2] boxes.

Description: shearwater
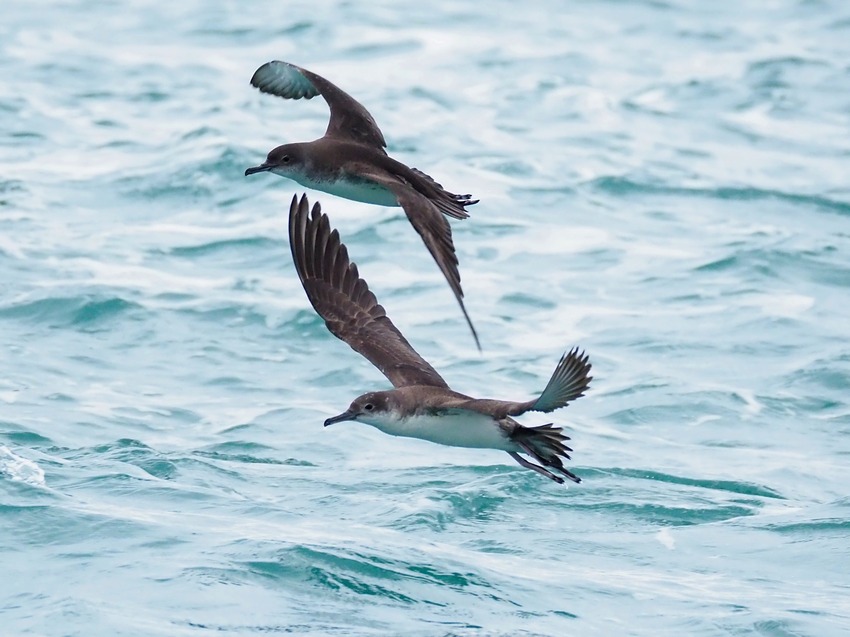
[[245, 60, 481, 350], [288, 194, 592, 485]]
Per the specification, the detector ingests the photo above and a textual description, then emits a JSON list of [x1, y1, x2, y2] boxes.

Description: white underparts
[[359, 410, 517, 452], [273, 168, 401, 207]]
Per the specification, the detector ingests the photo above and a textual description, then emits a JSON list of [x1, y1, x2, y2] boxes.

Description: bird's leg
[[517, 440, 581, 484], [508, 452, 565, 484]]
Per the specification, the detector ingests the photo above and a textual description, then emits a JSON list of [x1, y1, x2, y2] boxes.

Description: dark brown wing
[[288, 194, 448, 389], [354, 167, 481, 351], [251, 61, 387, 151]]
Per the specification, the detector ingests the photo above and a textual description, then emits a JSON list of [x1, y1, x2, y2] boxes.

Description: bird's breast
[[285, 170, 400, 208], [364, 410, 516, 451]]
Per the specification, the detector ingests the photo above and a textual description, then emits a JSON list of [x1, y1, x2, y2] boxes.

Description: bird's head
[[245, 143, 305, 177], [324, 391, 395, 427]]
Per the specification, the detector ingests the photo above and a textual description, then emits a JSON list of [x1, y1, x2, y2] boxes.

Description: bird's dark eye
[[364, 403, 374, 411], [281, 155, 291, 164]]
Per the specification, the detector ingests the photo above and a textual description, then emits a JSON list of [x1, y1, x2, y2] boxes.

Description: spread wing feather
[[251, 61, 387, 150], [508, 347, 592, 415], [288, 194, 448, 389]]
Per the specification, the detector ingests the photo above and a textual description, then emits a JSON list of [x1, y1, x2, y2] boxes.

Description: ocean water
[[2, 0, 849, 635]]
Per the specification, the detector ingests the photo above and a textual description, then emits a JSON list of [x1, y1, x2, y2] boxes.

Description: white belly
[[365, 411, 515, 451], [282, 171, 400, 207]]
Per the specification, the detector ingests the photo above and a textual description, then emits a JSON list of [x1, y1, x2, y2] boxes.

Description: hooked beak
[[324, 410, 356, 427], [244, 163, 271, 176]]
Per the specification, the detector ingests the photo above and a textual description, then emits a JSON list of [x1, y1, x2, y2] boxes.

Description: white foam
[[735, 389, 764, 417], [0, 446, 46, 487], [754, 293, 814, 318], [655, 528, 676, 550]]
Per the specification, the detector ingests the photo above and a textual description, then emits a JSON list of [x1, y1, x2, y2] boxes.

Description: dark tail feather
[[433, 197, 474, 220], [452, 193, 479, 206], [510, 423, 581, 484], [410, 167, 478, 220]]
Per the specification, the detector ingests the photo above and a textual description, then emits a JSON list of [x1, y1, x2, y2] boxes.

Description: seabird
[[288, 194, 592, 485], [245, 60, 481, 350]]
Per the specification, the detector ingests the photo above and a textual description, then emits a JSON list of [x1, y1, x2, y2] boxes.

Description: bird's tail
[[409, 167, 478, 220], [510, 423, 580, 484]]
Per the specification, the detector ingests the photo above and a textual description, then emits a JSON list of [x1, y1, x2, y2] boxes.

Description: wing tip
[[529, 347, 593, 413], [249, 60, 318, 100], [289, 193, 374, 311], [287, 192, 448, 389]]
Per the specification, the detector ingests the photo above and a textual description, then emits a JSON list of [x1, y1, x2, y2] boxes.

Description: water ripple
[[3, 1, 850, 635]]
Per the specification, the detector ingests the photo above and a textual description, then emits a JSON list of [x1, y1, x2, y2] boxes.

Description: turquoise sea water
[[2, 1, 849, 635]]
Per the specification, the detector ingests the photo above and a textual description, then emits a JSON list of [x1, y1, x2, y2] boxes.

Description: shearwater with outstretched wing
[[289, 194, 592, 484], [246, 61, 481, 350]]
